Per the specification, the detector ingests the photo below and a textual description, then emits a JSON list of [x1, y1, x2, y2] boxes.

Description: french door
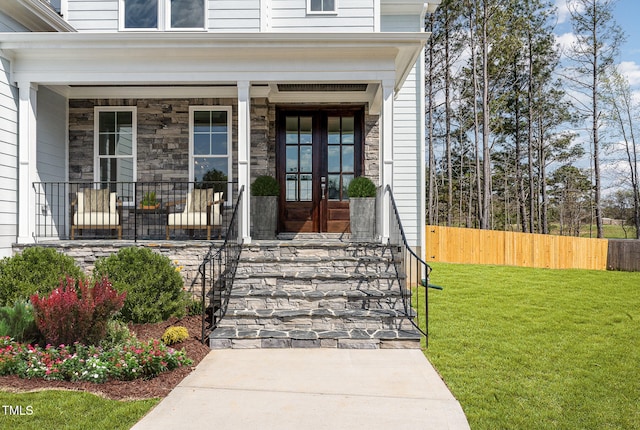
[[277, 107, 364, 233]]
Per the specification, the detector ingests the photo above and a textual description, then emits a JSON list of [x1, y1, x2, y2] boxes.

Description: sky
[[555, 0, 640, 88], [553, 0, 640, 195]]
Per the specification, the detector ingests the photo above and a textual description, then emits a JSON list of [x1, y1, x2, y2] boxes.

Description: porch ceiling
[[0, 32, 428, 95]]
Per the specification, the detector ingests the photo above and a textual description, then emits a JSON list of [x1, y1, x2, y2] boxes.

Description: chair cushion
[[84, 189, 110, 212], [73, 212, 119, 227], [168, 211, 221, 227], [190, 189, 213, 212]]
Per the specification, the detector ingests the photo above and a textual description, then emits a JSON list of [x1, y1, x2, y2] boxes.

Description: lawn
[[0, 390, 157, 429], [423, 263, 640, 430]]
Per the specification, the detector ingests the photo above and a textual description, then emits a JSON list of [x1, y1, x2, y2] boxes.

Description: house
[[1, 0, 440, 347], [0, 0, 439, 253]]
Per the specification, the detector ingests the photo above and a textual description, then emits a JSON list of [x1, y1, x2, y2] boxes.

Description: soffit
[[0, 32, 428, 93]]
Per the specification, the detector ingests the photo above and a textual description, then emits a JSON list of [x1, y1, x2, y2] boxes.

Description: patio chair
[[70, 189, 122, 240], [166, 189, 223, 240]]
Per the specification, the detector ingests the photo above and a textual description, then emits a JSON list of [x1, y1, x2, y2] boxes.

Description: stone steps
[[208, 241, 421, 349]]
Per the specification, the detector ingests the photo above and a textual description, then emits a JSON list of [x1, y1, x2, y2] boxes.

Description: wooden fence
[[607, 240, 640, 271], [425, 225, 609, 271]]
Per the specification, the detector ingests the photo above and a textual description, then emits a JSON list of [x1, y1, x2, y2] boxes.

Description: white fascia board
[[0, 32, 427, 93], [380, 0, 441, 16], [0, 0, 75, 32]]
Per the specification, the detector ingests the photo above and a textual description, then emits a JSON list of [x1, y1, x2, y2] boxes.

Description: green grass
[[423, 263, 640, 430], [0, 390, 158, 429]]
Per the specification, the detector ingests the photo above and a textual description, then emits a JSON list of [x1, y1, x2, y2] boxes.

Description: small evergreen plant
[[347, 176, 376, 198], [251, 175, 280, 196]]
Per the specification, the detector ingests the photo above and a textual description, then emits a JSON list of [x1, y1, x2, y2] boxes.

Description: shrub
[[185, 296, 203, 316], [0, 300, 40, 344], [347, 176, 377, 198], [100, 319, 137, 350], [161, 326, 189, 345], [251, 175, 280, 196], [93, 247, 187, 324], [0, 247, 85, 306], [31, 277, 126, 346]]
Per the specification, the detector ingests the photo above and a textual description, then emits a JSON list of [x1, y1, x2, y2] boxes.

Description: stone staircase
[[209, 238, 422, 349]]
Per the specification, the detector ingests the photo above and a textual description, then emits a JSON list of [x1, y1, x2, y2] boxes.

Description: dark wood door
[[277, 108, 363, 233]]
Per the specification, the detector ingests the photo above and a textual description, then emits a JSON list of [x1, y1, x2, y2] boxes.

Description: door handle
[[321, 176, 326, 199]]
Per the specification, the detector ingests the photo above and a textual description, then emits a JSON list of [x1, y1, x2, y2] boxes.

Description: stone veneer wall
[[12, 242, 213, 297], [68, 98, 378, 186]]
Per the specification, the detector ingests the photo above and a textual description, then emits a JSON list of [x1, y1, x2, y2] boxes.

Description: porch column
[[237, 81, 252, 244], [17, 81, 38, 244], [380, 78, 394, 242]]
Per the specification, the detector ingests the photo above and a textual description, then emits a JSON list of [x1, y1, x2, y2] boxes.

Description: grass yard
[[423, 263, 640, 430], [0, 390, 157, 429]]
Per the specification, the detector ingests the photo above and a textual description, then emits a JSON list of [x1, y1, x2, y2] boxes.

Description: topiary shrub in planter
[[251, 175, 280, 240], [347, 176, 377, 242], [93, 247, 187, 324]]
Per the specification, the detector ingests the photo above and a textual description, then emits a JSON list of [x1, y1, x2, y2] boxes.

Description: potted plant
[[348, 176, 377, 242], [140, 191, 159, 210], [251, 175, 280, 240]]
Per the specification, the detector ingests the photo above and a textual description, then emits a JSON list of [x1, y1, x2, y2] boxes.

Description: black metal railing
[[199, 185, 244, 344], [33, 181, 238, 241], [386, 185, 440, 346]]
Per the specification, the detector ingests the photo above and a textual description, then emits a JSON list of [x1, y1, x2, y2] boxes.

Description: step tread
[[210, 327, 422, 341], [234, 271, 399, 280], [228, 288, 406, 299], [222, 308, 416, 318]]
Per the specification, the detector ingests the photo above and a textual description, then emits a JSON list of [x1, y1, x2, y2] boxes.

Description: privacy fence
[[425, 225, 617, 271]]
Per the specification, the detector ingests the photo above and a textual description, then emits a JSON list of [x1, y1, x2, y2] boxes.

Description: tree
[[564, 0, 625, 238], [549, 165, 593, 236], [603, 68, 640, 238]]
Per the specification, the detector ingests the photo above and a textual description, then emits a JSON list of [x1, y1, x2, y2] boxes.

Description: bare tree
[[564, 0, 624, 238]]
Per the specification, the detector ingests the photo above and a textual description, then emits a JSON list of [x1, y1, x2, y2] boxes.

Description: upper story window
[[121, 0, 206, 30], [307, 0, 337, 14]]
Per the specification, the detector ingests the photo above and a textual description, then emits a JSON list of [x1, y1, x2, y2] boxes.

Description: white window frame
[[119, 0, 207, 31], [189, 106, 233, 195], [306, 0, 338, 15], [94, 107, 137, 203]]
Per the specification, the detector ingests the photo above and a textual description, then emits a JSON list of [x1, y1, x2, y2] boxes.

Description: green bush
[[100, 320, 137, 350], [0, 247, 85, 306], [93, 247, 187, 324], [160, 326, 189, 345], [251, 175, 280, 196], [347, 176, 377, 198], [185, 296, 203, 316], [0, 300, 40, 344]]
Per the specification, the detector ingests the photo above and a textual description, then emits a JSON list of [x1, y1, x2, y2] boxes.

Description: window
[[121, 0, 205, 30], [189, 107, 232, 186], [94, 108, 136, 196], [307, 0, 337, 14]]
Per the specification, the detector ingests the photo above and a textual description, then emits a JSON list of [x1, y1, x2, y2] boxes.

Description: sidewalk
[[132, 348, 470, 430]]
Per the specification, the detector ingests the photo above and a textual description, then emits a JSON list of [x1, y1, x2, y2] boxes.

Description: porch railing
[[199, 186, 244, 344], [33, 181, 238, 241], [386, 185, 440, 346]]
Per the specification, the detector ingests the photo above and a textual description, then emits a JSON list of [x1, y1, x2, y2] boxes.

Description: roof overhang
[[0, 32, 429, 97], [380, 0, 442, 15], [0, 0, 75, 32]]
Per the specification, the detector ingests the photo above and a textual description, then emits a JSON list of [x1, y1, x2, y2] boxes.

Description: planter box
[[350, 197, 376, 242], [251, 196, 278, 240]]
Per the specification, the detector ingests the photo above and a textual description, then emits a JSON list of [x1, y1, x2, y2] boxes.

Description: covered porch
[[1, 31, 427, 250]]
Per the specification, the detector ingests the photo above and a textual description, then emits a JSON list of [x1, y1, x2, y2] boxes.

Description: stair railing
[[386, 185, 440, 346], [199, 185, 244, 344]]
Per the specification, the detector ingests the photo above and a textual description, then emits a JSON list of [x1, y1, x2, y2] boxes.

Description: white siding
[[36, 87, 67, 239], [381, 15, 424, 248], [0, 57, 18, 257], [209, 0, 261, 31], [380, 14, 421, 32], [271, 0, 374, 32], [66, 0, 118, 31], [0, 11, 30, 31]]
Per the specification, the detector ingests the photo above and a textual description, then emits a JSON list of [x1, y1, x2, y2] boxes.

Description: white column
[[237, 81, 252, 244], [379, 79, 394, 242], [17, 81, 38, 244]]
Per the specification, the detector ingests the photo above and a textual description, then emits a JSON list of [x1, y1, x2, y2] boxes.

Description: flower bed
[[0, 337, 191, 383]]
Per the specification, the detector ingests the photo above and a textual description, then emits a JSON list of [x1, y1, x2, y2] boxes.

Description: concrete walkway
[[132, 349, 470, 430]]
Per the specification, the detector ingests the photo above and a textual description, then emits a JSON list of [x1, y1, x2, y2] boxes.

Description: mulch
[[0, 315, 212, 400]]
